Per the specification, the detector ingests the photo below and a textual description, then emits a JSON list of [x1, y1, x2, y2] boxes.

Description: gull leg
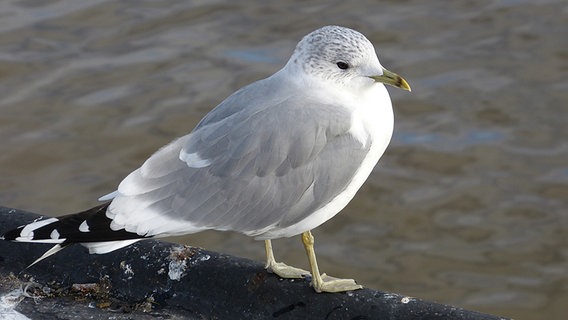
[[264, 240, 310, 279], [301, 230, 363, 293]]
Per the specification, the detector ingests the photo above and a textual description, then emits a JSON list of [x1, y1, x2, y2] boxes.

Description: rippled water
[[1, 1, 566, 319]]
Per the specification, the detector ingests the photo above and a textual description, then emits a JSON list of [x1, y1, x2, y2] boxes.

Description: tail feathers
[[2, 202, 149, 266], [82, 239, 141, 254], [26, 240, 142, 269], [27, 244, 69, 269], [2, 217, 63, 243]]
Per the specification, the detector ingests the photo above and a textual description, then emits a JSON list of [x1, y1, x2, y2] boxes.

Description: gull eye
[[336, 61, 349, 70]]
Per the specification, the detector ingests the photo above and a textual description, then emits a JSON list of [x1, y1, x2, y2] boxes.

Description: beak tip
[[399, 78, 411, 92], [371, 69, 411, 92]]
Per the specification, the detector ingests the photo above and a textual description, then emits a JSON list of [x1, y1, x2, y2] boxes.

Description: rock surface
[[0, 206, 509, 320]]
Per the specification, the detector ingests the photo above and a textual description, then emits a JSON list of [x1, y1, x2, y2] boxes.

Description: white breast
[[257, 84, 394, 239]]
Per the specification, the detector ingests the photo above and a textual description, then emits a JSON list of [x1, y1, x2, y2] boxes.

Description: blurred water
[[1, 1, 567, 319]]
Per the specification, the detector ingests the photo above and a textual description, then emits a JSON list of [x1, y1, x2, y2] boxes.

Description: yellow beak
[[369, 68, 411, 91]]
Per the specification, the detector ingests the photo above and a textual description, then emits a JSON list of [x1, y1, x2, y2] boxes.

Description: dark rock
[[0, 206, 509, 320]]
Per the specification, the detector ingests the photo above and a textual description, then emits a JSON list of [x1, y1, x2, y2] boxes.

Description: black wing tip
[[1, 226, 24, 241], [2, 202, 143, 245]]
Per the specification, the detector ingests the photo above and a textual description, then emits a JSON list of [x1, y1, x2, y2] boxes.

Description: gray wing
[[107, 80, 371, 237]]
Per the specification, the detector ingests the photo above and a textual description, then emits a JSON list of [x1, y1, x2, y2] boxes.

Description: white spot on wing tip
[[50, 229, 60, 240], [79, 220, 90, 232], [20, 217, 59, 239]]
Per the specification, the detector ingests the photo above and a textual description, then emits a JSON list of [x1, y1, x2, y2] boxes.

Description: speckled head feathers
[[285, 26, 382, 82]]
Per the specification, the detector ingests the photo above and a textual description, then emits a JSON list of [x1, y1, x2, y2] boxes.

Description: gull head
[[285, 26, 410, 91]]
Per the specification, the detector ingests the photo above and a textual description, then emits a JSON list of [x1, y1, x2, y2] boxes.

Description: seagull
[[2, 25, 410, 293]]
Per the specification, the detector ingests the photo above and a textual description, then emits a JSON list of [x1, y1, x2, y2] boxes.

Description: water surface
[[0, 1, 566, 319]]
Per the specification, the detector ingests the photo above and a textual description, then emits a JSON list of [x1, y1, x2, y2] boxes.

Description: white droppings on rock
[[401, 296, 413, 304], [0, 288, 31, 320], [168, 259, 187, 281], [119, 261, 134, 278], [198, 254, 210, 262], [382, 293, 399, 299]]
